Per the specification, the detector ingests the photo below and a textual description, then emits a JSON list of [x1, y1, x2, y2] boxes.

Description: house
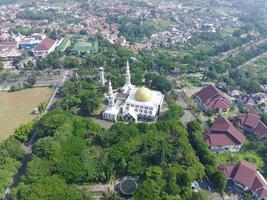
[[252, 93, 267, 105], [32, 37, 57, 57], [19, 38, 40, 50], [204, 117, 246, 152], [219, 161, 267, 200], [195, 84, 231, 113], [0, 41, 18, 49], [233, 112, 267, 136]]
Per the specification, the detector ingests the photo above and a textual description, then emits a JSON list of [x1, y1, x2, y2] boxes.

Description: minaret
[[108, 80, 114, 107], [125, 60, 131, 86], [99, 67, 105, 86]]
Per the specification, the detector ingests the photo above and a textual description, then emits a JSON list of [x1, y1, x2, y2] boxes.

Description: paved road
[[0, 69, 72, 88], [214, 37, 267, 61], [176, 92, 195, 124], [237, 51, 267, 69], [2, 70, 70, 200]]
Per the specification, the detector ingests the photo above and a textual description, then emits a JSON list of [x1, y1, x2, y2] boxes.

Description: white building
[[102, 61, 164, 122]]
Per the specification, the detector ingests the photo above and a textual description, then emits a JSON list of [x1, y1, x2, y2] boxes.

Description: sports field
[[0, 87, 53, 140]]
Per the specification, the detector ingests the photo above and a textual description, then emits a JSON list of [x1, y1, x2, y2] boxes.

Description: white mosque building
[[102, 61, 164, 122]]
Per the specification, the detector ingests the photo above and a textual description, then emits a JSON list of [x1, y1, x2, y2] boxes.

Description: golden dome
[[135, 87, 152, 102]]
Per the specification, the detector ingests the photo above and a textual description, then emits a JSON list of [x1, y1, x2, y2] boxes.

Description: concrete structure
[[204, 117, 246, 152], [102, 61, 164, 122], [219, 161, 267, 200]]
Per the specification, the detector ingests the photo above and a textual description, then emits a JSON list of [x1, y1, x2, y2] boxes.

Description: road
[[0, 69, 72, 88], [2, 70, 70, 200], [176, 92, 195, 124], [213, 37, 267, 61], [237, 51, 267, 69]]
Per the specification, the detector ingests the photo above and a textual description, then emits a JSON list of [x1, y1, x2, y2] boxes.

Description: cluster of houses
[[194, 84, 267, 199], [217, 82, 267, 113], [0, 32, 59, 61]]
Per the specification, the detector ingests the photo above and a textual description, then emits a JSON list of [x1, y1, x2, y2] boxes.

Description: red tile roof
[[0, 41, 18, 47], [205, 117, 246, 147], [33, 37, 56, 51], [234, 112, 267, 136], [233, 161, 257, 187], [219, 161, 267, 198], [196, 84, 231, 111], [256, 187, 267, 199]]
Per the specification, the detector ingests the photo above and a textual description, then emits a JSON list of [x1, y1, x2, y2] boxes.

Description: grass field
[[216, 149, 264, 173], [0, 87, 53, 140]]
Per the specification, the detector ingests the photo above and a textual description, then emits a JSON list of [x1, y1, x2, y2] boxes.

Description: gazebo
[[119, 177, 138, 196]]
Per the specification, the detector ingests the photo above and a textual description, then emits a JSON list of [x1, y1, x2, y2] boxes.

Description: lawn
[[222, 27, 237, 35], [216, 149, 264, 173], [0, 87, 53, 140]]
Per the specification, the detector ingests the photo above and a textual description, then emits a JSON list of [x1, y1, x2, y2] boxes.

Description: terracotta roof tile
[[196, 85, 231, 111], [205, 117, 246, 147], [234, 112, 267, 136], [33, 37, 56, 51]]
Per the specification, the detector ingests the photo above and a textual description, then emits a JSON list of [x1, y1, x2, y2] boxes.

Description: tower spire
[[99, 67, 105, 86], [125, 59, 131, 85], [108, 80, 113, 96], [108, 80, 114, 107]]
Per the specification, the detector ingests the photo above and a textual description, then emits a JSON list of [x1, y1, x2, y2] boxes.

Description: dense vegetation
[[0, 137, 25, 195], [16, 9, 65, 21], [8, 103, 219, 199]]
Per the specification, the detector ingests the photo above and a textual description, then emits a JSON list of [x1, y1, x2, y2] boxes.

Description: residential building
[[219, 161, 267, 200], [204, 117, 246, 152], [233, 112, 267, 136], [0, 41, 18, 49], [19, 39, 40, 49], [195, 84, 231, 113]]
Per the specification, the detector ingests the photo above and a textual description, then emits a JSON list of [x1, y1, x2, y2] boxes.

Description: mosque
[[102, 61, 164, 122]]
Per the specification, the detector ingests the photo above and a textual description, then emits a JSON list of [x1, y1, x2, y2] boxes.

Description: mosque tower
[[107, 80, 114, 107], [121, 60, 133, 93], [125, 60, 131, 86], [99, 67, 105, 86]]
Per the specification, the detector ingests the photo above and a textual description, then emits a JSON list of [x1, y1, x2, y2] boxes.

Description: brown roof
[[234, 112, 267, 136], [219, 161, 267, 198], [256, 187, 267, 199], [205, 117, 246, 147], [33, 37, 56, 51], [233, 161, 257, 187], [196, 84, 231, 111], [218, 163, 236, 177], [0, 41, 17, 47]]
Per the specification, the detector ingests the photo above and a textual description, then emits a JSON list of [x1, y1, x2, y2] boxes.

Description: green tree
[[192, 190, 212, 200], [11, 175, 80, 200], [134, 179, 162, 200], [209, 170, 227, 194], [14, 123, 33, 142], [0, 61, 4, 71], [26, 75, 37, 88]]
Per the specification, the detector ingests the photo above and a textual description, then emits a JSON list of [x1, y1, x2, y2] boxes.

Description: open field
[[0, 87, 53, 140]]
